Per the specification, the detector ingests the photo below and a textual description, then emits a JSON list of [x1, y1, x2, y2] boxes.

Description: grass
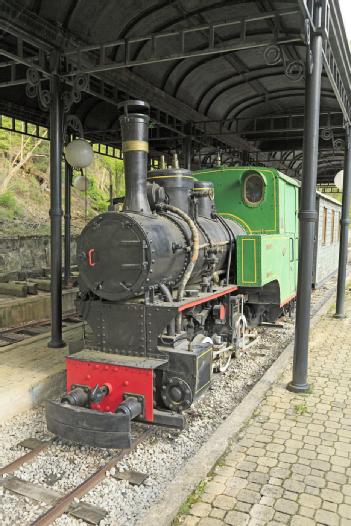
[[0, 190, 16, 209], [0, 190, 24, 220], [294, 402, 309, 415], [173, 479, 207, 524]]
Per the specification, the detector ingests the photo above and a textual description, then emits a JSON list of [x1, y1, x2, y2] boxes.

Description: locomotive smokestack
[[118, 100, 151, 215]]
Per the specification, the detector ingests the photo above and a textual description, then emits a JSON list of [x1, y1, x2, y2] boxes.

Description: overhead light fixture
[[334, 170, 344, 191], [65, 139, 94, 169], [73, 174, 89, 192]]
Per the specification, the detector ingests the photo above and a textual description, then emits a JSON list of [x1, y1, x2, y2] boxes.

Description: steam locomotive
[[46, 100, 279, 448]]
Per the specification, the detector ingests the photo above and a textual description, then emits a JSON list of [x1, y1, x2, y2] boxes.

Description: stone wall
[[0, 235, 77, 275]]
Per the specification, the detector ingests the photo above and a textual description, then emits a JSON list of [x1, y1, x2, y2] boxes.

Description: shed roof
[[0, 0, 350, 183]]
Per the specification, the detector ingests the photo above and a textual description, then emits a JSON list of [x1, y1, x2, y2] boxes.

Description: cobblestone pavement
[[178, 291, 351, 526]]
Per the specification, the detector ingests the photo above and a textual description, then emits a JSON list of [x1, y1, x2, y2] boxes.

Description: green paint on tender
[[194, 166, 299, 305]]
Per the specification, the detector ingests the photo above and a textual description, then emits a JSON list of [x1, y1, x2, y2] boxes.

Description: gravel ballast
[[0, 268, 347, 526]]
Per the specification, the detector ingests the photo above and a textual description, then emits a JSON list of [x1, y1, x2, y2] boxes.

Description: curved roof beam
[[63, 0, 83, 30], [223, 88, 336, 122], [196, 65, 284, 113], [118, 0, 239, 65], [164, 52, 234, 96], [201, 67, 287, 116]]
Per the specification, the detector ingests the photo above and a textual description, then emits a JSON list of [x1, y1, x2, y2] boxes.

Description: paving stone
[[278, 453, 298, 464], [205, 482, 226, 495], [198, 519, 223, 526], [235, 502, 251, 513], [311, 459, 331, 471], [237, 461, 257, 472], [224, 510, 249, 525], [249, 504, 274, 522], [247, 448, 265, 457], [273, 511, 290, 523], [270, 467, 290, 479], [212, 495, 235, 511], [246, 482, 261, 492], [331, 456, 351, 468], [292, 463, 312, 476], [247, 472, 269, 485], [182, 516, 200, 526], [274, 498, 298, 515], [202, 493, 215, 504], [236, 489, 261, 504], [257, 457, 278, 468], [261, 484, 283, 498], [340, 505, 351, 519], [321, 488, 344, 504], [190, 503, 212, 518], [291, 516, 315, 526], [305, 475, 327, 488], [327, 472, 347, 484], [179, 294, 351, 526], [299, 505, 316, 518], [283, 478, 305, 493], [299, 448, 318, 460], [315, 509, 340, 525], [283, 490, 298, 501], [210, 508, 226, 520]]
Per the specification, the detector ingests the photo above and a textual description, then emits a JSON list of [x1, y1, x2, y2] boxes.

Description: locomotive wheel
[[232, 312, 248, 357], [161, 377, 193, 412]]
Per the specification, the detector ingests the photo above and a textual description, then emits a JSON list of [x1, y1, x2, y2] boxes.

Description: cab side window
[[243, 172, 265, 206]]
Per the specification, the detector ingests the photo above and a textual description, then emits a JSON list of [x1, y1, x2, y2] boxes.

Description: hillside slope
[[0, 120, 125, 237]]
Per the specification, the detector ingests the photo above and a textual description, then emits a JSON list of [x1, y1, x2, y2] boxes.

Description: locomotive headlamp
[[334, 170, 344, 191], [65, 138, 94, 169]]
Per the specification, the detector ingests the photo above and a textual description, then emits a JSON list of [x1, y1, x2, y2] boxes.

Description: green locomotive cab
[[195, 166, 299, 326]]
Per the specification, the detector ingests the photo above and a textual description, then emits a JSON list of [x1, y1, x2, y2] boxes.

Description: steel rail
[[0, 440, 54, 476], [30, 427, 155, 526]]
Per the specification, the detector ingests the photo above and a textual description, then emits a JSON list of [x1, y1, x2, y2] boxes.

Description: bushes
[[0, 190, 24, 220], [86, 177, 108, 213]]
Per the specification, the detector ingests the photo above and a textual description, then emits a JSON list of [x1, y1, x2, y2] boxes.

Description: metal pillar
[[288, 3, 323, 392], [48, 75, 65, 348], [335, 126, 351, 318], [63, 160, 73, 287]]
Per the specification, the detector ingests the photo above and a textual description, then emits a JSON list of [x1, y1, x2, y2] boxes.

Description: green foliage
[[0, 190, 24, 220], [0, 191, 16, 209], [0, 115, 126, 233], [87, 177, 109, 212], [98, 156, 125, 196], [174, 480, 207, 522], [294, 402, 309, 415]]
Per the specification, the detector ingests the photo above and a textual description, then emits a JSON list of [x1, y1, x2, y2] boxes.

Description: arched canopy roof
[[0, 0, 351, 182]]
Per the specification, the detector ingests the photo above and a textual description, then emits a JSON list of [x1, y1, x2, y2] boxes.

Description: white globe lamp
[[334, 170, 344, 191], [73, 174, 89, 192], [65, 139, 94, 169]]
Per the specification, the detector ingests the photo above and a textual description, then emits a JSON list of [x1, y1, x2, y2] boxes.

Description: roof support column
[[64, 160, 73, 287], [48, 74, 65, 348], [335, 126, 351, 318], [288, 2, 323, 393]]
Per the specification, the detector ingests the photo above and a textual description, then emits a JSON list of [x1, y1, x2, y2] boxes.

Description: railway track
[[0, 428, 155, 525], [0, 314, 81, 348]]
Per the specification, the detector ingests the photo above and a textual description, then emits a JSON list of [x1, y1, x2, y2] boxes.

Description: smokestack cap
[[118, 100, 150, 117]]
